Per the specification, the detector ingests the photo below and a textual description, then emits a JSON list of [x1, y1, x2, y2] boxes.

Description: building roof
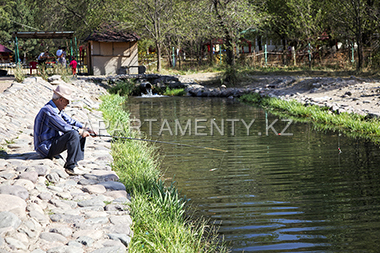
[[84, 25, 141, 43], [0, 44, 13, 53]]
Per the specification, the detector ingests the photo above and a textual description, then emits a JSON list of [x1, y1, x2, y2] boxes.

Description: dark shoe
[[65, 166, 89, 176]]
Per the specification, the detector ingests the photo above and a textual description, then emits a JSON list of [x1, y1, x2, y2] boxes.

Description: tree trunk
[[225, 33, 235, 66], [209, 40, 213, 65], [356, 8, 363, 71], [357, 36, 363, 71], [282, 38, 286, 65], [156, 42, 161, 72], [213, 0, 235, 67], [258, 35, 262, 51]]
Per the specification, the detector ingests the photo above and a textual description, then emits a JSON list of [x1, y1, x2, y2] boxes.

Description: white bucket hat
[[53, 85, 74, 101]]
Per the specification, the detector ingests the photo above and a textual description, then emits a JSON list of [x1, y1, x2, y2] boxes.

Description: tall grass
[[100, 94, 229, 253], [240, 93, 380, 142], [14, 65, 25, 83]]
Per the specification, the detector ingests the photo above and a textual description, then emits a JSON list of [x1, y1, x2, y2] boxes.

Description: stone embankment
[[84, 74, 380, 118], [180, 75, 380, 118], [0, 76, 132, 253]]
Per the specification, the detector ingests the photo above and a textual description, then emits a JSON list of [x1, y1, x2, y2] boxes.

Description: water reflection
[[125, 96, 380, 252]]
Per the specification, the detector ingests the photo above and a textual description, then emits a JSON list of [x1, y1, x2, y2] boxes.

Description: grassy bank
[[99, 94, 229, 253], [240, 93, 380, 143]]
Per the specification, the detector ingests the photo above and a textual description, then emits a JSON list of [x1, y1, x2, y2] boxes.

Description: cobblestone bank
[[0, 76, 131, 253]]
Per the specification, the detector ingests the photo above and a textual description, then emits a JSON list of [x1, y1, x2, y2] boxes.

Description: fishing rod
[[92, 134, 228, 153]]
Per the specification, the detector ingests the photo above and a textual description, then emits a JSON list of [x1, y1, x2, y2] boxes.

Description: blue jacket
[[34, 100, 83, 157]]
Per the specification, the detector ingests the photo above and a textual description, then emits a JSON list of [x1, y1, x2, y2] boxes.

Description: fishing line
[[92, 134, 229, 153]]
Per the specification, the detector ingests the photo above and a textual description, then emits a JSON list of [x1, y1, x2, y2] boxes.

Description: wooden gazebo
[[12, 31, 76, 64]]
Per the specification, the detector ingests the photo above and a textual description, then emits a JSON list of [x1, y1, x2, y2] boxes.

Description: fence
[[0, 62, 86, 76], [236, 47, 364, 69], [2, 46, 377, 76]]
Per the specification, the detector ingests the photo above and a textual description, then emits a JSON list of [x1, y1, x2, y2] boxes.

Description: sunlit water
[[140, 88, 166, 98], [125, 96, 380, 252]]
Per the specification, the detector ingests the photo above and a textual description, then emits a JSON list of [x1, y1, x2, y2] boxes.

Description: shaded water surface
[[126, 96, 380, 252]]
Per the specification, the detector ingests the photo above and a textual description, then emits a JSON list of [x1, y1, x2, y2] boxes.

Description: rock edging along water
[[78, 74, 380, 118], [0, 76, 132, 253]]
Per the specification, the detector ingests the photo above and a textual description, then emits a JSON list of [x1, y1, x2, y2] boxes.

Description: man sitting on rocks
[[34, 84, 96, 175]]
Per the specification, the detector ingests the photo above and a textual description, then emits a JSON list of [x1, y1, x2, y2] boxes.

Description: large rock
[[18, 171, 38, 183], [82, 185, 107, 194], [0, 211, 21, 229], [0, 185, 29, 200], [39, 232, 68, 243], [77, 196, 106, 207], [4, 237, 27, 251], [107, 233, 131, 247], [98, 182, 126, 191], [0, 194, 27, 220], [83, 170, 119, 182], [13, 179, 35, 191], [90, 246, 125, 253]]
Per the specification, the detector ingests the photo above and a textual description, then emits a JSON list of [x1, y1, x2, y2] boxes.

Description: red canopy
[[0, 44, 12, 54]]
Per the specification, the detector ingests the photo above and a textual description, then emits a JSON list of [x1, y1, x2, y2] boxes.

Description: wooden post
[[292, 46, 296, 66], [265, 44, 267, 66]]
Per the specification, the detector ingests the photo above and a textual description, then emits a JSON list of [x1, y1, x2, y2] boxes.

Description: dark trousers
[[47, 130, 86, 169]]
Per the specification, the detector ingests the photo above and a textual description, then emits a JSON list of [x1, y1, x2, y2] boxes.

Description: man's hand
[[79, 128, 97, 138], [86, 128, 97, 137], [78, 128, 90, 138]]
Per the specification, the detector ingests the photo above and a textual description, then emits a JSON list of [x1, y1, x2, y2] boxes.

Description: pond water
[[126, 96, 380, 252]]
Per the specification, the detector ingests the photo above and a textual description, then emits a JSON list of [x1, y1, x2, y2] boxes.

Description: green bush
[[108, 80, 136, 96], [221, 66, 238, 85], [240, 93, 263, 104], [163, 87, 185, 96]]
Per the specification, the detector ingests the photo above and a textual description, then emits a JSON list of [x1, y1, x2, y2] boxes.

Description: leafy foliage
[[3, 0, 380, 72]]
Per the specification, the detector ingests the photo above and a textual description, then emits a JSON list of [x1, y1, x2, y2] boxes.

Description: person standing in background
[[38, 50, 49, 65], [69, 56, 78, 77], [61, 48, 67, 67], [56, 47, 67, 67], [56, 47, 63, 63]]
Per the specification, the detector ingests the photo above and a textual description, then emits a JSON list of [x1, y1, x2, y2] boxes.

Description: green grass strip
[[100, 94, 229, 253], [240, 93, 380, 142], [163, 87, 186, 96]]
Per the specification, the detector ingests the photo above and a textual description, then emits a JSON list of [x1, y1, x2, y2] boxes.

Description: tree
[[164, 0, 215, 67], [211, 0, 258, 67], [28, 0, 106, 39], [121, 0, 179, 72], [285, 0, 324, 43], [263, 0, 292, 44], [325, 0, 376, 70], [0, 0, 39, 61]]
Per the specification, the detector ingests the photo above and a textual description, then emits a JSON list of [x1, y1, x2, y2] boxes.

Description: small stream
[[126, 96, 380, 252]]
